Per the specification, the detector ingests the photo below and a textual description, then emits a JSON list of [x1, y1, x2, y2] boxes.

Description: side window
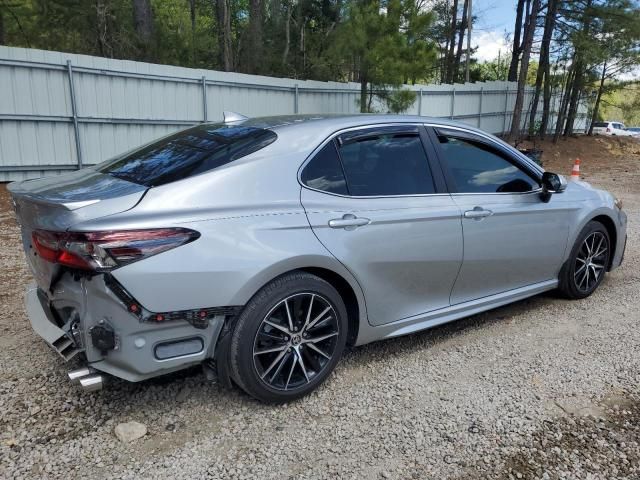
[[301, 141, 349, 195], [436, 134, 539, 193], [337, 133, 435, 196]]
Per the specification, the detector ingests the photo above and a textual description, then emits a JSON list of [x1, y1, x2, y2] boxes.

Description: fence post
[[66, 60, 83, 169], [478, 87, 483, 128], [294, 84, 299, 114], [201, 76, 208, 122], [418, 89, 423, 116], [502, 86, 509, 134], [450, 88, 456, 119]]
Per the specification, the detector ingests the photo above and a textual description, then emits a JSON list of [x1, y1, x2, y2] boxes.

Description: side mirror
[[540, 172, 567, 202]]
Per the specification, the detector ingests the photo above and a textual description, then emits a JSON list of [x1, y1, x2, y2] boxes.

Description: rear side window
[[337, 133, 435, 196], [592, 122, 608, 128], [301, 142, 349, 195], [99, 124, 277, 187]]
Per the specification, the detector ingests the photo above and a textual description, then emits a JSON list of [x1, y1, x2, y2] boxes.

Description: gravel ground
[[0, 137, 639, 479]]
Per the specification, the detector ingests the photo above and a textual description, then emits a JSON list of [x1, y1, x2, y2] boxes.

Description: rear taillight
[[607, 127, 611, 133], [31, 228, 200, 272]]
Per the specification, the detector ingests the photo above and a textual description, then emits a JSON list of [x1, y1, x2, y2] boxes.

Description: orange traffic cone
[[570, 158, 581, 180]]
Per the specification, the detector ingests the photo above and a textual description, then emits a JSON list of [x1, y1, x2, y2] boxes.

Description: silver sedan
[[9, 114, 627, 403]]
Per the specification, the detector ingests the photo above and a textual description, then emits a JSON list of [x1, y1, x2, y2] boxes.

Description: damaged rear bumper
[[24, 276, 231, 385]]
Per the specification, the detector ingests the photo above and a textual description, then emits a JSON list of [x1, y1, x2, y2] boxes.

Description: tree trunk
[[563, 61, 583, 137], [189, 0, 196, 63], [529, 0, 558, 136], [0, 9, 4, 45], [507, 0, 541, 143], [216, 0, 232, 71], [244, 0, 264, 74], [539, 56, 553, 139], [133, 0, 154, 53], [508, 0, 526, 82], [282, 1, 291, 65], [96, 0, 112, 57], [588, 62, 607, 136], [453, 0, 469, 83], [446, 0, 459, 83], [564, 0, 593, 137], [360, 76, 368, 113], [553, 62, 575, 143]]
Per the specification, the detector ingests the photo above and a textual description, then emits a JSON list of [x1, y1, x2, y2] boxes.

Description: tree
[[216, 0, 233, 71], [133, 0, 155, 59], [452, 0, 468, 82], [0, 7, 5, 45], [243, 0, 264, 74], [332, 0, 436, 112], [508, 0, 527, 81], [445, 0, 459, 83], [586, 2, 640, 134], [507, 0, 541, 143], [529, 0, 559, 138]]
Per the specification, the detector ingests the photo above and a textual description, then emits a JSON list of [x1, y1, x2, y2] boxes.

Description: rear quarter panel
[[108, 212, 366, 315], [69, 133, 369, 324]]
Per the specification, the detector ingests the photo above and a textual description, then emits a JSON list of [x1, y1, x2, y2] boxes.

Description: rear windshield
[[592, 122, 608, 128], [98, 124, 277, 187]]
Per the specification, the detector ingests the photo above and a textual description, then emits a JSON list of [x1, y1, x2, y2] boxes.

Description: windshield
[[98, 124, 277, 187]]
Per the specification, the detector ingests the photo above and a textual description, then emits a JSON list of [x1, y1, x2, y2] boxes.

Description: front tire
[[558, 221, 610, 299], [229, 271, 348, 403]]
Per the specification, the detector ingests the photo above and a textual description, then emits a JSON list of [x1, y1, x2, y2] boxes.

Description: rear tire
[[229, 271, 348, 403], [558, 221, 610, 299]]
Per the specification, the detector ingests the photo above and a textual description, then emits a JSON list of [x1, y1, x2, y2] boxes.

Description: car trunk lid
[[8, 168, 147, 290]]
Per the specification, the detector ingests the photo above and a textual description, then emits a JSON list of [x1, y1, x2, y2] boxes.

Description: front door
[[300, 125, 463, 326], [429, 127, 570, 305]]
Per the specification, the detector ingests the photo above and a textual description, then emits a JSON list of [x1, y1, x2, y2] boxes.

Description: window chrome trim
[[297, 123, 448, 199], [450, 188, 544, 197]]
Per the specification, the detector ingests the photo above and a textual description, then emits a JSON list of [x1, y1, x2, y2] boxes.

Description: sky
[[471, 0, 517, 62]]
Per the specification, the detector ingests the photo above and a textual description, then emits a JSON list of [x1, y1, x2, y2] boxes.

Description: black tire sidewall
[[561, 221, 610, 299], [229, 272, 348, 403]]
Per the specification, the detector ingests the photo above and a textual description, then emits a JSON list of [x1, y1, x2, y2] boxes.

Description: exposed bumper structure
[[25, 285, 81, 361], [24, 275, 229, 387]]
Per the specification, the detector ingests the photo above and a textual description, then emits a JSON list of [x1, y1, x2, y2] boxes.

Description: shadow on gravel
[[342, 292, 556, 366]]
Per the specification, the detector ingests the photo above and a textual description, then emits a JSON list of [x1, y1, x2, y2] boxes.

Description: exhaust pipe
[[68, 367, 103, 391], [68, 367, 93, 383], [79, 374, 103, 392]]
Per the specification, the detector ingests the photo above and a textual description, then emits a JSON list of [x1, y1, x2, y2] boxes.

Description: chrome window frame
[[298, 121, 545, 199]]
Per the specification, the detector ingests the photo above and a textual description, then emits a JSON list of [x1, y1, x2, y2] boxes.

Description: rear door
[[427, 126, 570, 304], [300, 125, 463, 326]]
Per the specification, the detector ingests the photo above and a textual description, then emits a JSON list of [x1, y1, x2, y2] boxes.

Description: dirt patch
[[517, 135, 640, 180], [494, 391, 640, 480]]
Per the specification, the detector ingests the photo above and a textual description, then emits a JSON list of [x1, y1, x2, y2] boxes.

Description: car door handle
[[464, 207, 493, 219], [328, 214, 371, 229]]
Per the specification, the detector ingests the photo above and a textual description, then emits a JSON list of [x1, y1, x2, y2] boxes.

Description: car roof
[[226, 114, 486, 135]]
